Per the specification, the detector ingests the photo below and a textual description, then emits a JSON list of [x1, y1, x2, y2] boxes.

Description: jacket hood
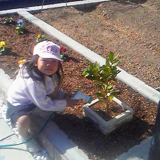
[[17, 64, 41, 81]]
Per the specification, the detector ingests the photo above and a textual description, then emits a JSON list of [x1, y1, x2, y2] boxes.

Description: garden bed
[[35, 0, 160, 89], [0, 1, 159, 159]]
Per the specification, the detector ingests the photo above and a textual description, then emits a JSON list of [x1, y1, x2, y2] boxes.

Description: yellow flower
[[18, 59, 26, 66], [37, 34, 41, 38], [0, 41, 5, 48]]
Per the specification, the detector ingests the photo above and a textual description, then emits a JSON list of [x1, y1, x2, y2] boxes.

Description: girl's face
[[35, 57, 59, 75]]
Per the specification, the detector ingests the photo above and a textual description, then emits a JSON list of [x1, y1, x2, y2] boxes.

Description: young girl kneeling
[[6, 41, 78, 151]]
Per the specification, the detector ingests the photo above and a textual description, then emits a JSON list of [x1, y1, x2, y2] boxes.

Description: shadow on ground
[[113, 0, 147, 4], [52, 113, 153, 159]]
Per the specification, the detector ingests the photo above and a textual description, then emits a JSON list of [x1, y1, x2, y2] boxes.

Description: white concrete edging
[[83, 97, 133, 135]]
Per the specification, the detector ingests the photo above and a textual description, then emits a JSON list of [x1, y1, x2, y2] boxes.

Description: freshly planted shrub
[[82, 51, 121, 103]]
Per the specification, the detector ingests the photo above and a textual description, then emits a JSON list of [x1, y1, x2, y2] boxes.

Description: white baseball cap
[[33, 41, 62, 61]]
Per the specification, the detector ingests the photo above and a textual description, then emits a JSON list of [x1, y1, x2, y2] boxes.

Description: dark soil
[[35, 0, 160, 89], [0, 0, 159, 159]]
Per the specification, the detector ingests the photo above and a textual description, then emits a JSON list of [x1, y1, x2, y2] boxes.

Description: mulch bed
[[0, 1, 159, 159]]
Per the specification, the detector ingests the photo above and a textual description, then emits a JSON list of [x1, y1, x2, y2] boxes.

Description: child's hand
[[64, 92, 74, 99], [66, 98, 78, 108]]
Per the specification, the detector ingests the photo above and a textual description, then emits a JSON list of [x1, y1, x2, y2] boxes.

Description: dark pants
[[6, 101, 37, 127]]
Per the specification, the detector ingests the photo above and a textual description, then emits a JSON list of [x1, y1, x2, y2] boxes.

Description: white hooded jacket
[[7, 67, 67, 112]]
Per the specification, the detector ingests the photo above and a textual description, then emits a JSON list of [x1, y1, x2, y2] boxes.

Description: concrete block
[[83, 98, 133, 135]]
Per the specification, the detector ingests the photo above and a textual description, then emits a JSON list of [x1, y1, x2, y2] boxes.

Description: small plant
[[60, 46, 68, 61], [0, 41, 6, 55], [16, 19, 28, 34], [14, 59, 26, 74], [3, 17, 15, 25], [18, 59, 26, 67], [36, 34, 47, 42], [82, 51, 121, 104]]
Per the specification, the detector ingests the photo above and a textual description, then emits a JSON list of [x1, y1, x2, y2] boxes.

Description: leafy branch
[[82, 51, 121, 103]]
